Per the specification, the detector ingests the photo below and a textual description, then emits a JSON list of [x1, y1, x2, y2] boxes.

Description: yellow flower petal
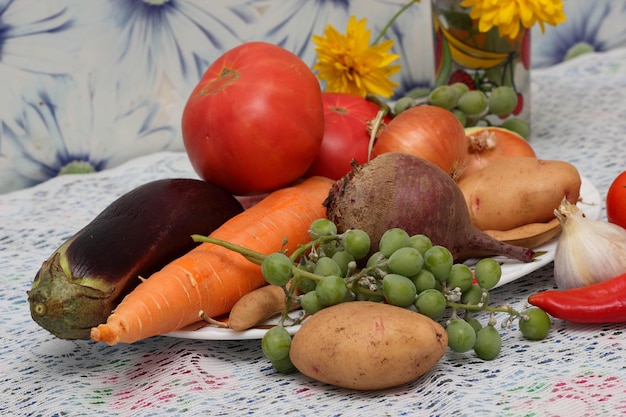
[[459, 0, 565, 39], [313, 16, 401, 98]]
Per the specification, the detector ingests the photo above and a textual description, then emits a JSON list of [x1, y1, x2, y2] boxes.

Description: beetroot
[[323, 152, 535, 262]]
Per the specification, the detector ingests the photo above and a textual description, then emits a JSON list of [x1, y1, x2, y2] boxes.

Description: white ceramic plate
[[164, 177, 602, 341]]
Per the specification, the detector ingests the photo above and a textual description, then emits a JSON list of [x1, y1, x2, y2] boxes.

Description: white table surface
[[2, 47, 626, 417]]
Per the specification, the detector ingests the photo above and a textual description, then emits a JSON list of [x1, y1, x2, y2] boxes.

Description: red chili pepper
[[527, 271, 626, 323]]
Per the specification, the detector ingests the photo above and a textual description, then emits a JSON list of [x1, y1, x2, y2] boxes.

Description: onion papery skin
[[458, 126, 537, 182], [372, 105, 468, 179]]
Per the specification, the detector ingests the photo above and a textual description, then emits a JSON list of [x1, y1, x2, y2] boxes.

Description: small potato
[[289, 301, 447, 390], [457, 157, 581, 231], [228, 285, 298, 331]]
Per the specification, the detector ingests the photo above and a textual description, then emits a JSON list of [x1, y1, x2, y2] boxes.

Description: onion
[[372, 105, 468, 179], [324, 152, 535, 262], [457, 126, 536, 181]]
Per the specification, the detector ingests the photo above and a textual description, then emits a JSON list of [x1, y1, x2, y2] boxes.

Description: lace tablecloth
[[2, 48, 626, 417]]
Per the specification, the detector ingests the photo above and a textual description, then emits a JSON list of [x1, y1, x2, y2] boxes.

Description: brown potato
[[289, 301, 447, 390], [457, 157, 581, 231]]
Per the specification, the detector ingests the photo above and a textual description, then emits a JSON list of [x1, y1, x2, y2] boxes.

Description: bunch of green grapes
[[259, 218, 551, 372], [394, 83, 529, 138]]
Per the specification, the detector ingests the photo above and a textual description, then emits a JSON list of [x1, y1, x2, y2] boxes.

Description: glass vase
[[431, 0, 531, 135]]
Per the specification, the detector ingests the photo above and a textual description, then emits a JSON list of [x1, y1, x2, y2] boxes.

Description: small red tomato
[[182, 42, 324, 195], [305, 93, 389, 180], [607, 170, 626, 229]]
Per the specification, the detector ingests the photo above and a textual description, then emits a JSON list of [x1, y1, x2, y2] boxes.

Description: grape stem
[[448, 300, 517, 315], [192, 233, 532, 327], [192, 234, 267, 264], [447, 300, 527, 320], [192, 234, 335, 284]]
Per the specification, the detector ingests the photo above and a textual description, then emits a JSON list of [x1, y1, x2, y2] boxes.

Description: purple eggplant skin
[[27, 178, 244, 340]]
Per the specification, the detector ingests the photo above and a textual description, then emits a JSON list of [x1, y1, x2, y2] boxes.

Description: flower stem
[[372, 0, 418, 45]]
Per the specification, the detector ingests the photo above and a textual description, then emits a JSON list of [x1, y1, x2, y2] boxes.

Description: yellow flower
[[460, 0, 567, 39], [312, 16, 401, 98]]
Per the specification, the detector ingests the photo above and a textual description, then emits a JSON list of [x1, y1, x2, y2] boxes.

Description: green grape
[[296, 264, 317, 293], [449, 82, 470, 98], [355, 281, 384, 302], [409, 234, 432, 256], [451, 109, 467, 127], [414, 288, 446, 318], [405, 86, 432, 99], [296, 277, 316, 293], [313, 256, 343, 277], [474, 258, 502, 290], [382, 274, 417, 307], [366, 251, 390, 278], [387, 246, 424, 277], [300, 290, 324, 315], [355, 292, 366, 301], [465, 316, 483, 333], [315, 275, 348, 307], [500, 118, 530, 139], [411, 269, 437, 293], [379, 228, 411, 257], [457, 90, 488, 115], [331, 250, 355, 277], [428, 85, 458, 110], [342, 228, 371, 260], [488, 86, 518, 116], [460, 284, 489, 306], [519, 307, 551, 340], [271, 355, 297, 374], [473, 325, 502, 360], [446, 263, 474, 292], [261, 326, 292, 361], [261, 252, 293, 287], [446, 319, 477, 353], [309, 218, 337, 239], [423, 245, 454, 282], [366, 251, 386, 268], [320, 239, 340, 257], [394, 96, 414, 115]]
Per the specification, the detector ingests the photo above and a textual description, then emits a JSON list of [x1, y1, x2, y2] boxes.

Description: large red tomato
[[182, 42, 325, 195], [607, 170, 626, 229], [305, 93, 389, 180]]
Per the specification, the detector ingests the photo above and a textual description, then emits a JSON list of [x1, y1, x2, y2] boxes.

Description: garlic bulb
[[553, 199, 626, 289]]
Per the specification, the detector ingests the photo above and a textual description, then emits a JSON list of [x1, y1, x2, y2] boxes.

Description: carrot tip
[[90, 324, 120, 346]]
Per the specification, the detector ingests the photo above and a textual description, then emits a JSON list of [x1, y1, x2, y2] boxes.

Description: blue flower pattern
[[531, 0, 626, 68], [0, 0, 624, 193]]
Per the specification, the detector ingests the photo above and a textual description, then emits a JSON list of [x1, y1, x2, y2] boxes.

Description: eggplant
[[27, 178, 244, 340]]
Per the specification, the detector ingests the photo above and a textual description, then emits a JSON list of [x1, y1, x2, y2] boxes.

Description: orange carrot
[[91, 176, 333, 345]]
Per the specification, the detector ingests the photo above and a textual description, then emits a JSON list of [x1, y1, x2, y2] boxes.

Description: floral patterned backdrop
[[1, 0, 625, 194]]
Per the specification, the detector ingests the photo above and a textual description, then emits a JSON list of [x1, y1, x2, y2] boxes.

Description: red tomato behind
[[607, 170, 626, 229], [305, 93, 390, 180], [182, 42, 325, 195]]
